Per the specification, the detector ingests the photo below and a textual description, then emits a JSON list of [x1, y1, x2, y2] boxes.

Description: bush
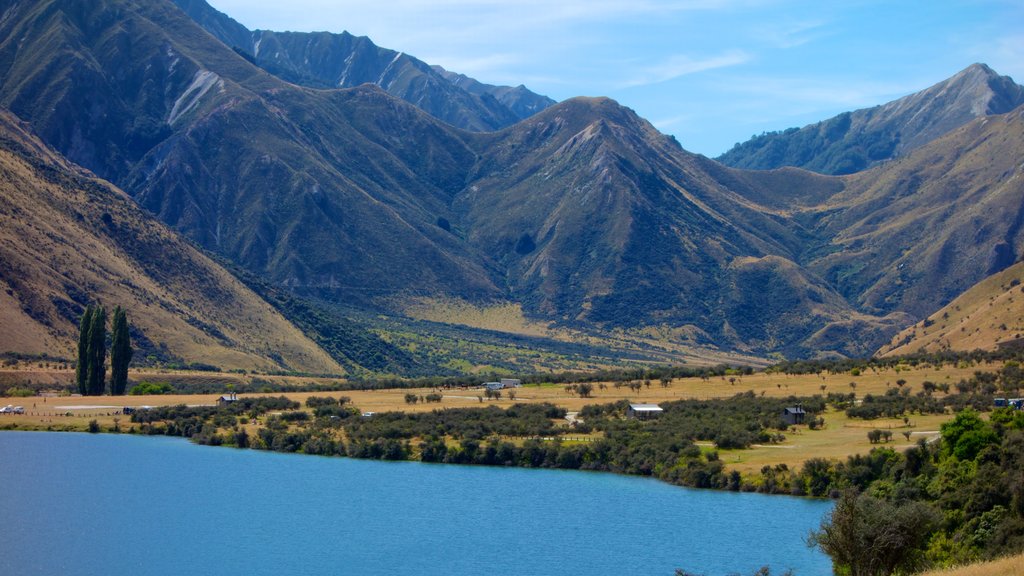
[[129, 381, 174, 395]]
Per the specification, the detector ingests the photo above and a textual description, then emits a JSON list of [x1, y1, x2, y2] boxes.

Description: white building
[[626, 403, 663, 420]]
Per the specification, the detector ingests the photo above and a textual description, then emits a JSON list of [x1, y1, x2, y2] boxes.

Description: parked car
[[0, 405, 13, 413], [12, 406, 24, 414]]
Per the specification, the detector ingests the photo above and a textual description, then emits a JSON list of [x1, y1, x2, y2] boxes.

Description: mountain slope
[[0, 109, 343, 373], [878, 260, 1024, 356], [170, 0, 555, 131], [718, 64, 1024, 175], [805, 105, 1024, 319], [0, 0, 501, 307], [3, 0, 1024, 362], [456, 97, 902, 355]]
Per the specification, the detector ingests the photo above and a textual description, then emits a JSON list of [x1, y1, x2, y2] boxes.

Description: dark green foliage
[[128, 381, 174, 395], [76, 306, 93, 395], [109, 306, 132, 395], [86, 305, 107, 393], [800, 406, 1024, 571], [305, 393, 342, 407], [941, 409, 1000, 461], [809, 490, 939, 576], [846, 387, 947, 420]]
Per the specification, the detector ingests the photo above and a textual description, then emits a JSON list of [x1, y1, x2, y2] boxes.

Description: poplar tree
[[109, 306, 132, 396], [75, 305, 94, 395], [86, 305, 107, 396]]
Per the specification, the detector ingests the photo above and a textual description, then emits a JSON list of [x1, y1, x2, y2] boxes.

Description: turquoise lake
[[0, 432, 834, 575]]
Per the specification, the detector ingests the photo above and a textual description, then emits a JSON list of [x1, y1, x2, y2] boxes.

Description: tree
[[109, 306, 132, 396], [809, 490, 937, 576], [75, 306, 94, 395], [86, 305, 107, 396]]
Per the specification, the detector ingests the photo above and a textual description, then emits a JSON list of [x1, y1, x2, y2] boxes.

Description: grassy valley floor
[[0, 361, 997, 472]]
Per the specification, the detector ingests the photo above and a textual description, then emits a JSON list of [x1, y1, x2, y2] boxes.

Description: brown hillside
[[879, 260, 1024, 356], [808, 105, 1024, 320], [0, 110, 343, 373]]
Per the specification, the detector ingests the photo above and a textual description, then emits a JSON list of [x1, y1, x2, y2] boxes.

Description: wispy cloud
[[719, 75, 918, 108], [651, 114, 693, 130], [972, 34, 1024, 79], [759, 19, 831, 49], [621, 50, 751, 88]]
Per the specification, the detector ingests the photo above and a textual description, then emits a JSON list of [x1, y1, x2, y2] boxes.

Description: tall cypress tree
[[109, 306, 132, 396], [87, 305, 107, 396], [75, 305, 94, 396]]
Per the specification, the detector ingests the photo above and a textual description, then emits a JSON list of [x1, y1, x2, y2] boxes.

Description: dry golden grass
[[401, 296, 769, 368], [918, 553, 1024, 576], [0, 362, 987, 473], [717, 409, 949, 474], [0, 112, 343, 374], [881, 260, 1024, 356]]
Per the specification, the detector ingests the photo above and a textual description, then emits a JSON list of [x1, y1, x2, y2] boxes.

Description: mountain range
[[170, 0, 555, 131], [717, 63, 1024, 175], [0, 0, 1022, 371]]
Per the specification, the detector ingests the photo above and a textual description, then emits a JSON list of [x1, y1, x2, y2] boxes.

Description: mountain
[[2, 0, 1024, 363], [878, 261, 1024, 356], [0, 108, 343, 373], [432, 65, 555, 121], [803, 104, 1024, 320], [455, 96, 905, 356], [717, 64, 1024, 175], [0, 0, 500, 306], [170, 0, 555, 131]]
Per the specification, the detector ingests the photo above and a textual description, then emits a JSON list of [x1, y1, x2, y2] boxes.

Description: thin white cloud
[[759, 19, 831, 49], [975, 34, 1024, 79], [714, 75, 921, 111], [651, 114, 693, 130], [621, 50, 751, 88]]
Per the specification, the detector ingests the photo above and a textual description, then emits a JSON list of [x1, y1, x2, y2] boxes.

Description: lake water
[[0, 432, 833, 575]]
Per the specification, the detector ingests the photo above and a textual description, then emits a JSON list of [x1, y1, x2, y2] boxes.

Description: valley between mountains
[[1, 0, 1023, 376]]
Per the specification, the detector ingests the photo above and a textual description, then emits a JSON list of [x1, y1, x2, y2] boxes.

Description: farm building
[[484, 379, 522, 391], [782, 406, 806, 425], [217, 393, 238, 406], [626, 403, 663, 420]]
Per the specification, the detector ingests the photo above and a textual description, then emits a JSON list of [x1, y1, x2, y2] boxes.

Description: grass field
[[918, 553, 1024, 576], [1, 361, 991, 473]]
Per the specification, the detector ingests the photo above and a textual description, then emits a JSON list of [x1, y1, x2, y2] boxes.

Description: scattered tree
[[809, 490, 937, 576], [86, 305, 107, 395], [109, 306, 132, 395], [75, 306, 94, 395]]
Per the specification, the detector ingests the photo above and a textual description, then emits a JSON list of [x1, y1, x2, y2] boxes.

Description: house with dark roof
[[782, 406, 806, 425]]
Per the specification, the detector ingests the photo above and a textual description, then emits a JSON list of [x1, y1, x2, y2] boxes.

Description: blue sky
[[207, 0, 1024, 156]]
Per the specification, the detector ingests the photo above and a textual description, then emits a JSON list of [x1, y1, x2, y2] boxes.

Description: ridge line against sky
[[207, 0, 1024, 156]]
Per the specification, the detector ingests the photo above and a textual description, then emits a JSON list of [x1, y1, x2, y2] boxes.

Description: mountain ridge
[[2, 0, 1024, 364], [717, 63, 1024, 175], [0, 107, 344, 372], [170, 0, 556, 131]]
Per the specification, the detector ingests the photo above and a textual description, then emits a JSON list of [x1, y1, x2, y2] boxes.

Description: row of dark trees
[[75, 305, 132, 396]]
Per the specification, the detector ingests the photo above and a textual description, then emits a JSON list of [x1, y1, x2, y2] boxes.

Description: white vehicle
[[12, 406, 24, 414], [0, 405, 13, 413]]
